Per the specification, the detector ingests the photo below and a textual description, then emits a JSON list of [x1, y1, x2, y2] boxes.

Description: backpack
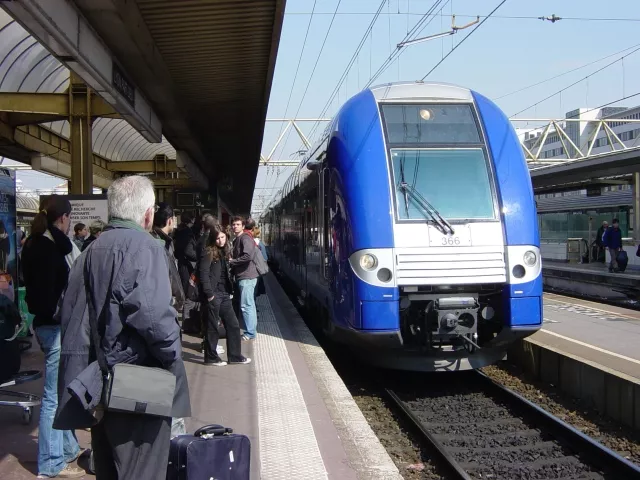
[[252, 246, 269, 276]]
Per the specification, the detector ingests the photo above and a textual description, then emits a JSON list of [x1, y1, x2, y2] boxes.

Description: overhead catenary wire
[[421, 0, 508, 81], [305, 0, 388, 142], [496, 42, 640, 100], [509, 45, 640, 118], [285, 12, 640, 23], [263, 0, 344, 196], [270, 0, 318, 163], [363, 0, 449, 89]]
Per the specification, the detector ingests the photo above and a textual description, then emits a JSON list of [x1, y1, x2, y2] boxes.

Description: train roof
[[369, 81, 473, 103]]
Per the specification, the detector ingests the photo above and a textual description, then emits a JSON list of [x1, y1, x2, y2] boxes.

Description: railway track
[[386, 371, 640, 479]]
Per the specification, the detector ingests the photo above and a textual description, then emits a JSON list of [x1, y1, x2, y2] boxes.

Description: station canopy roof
[[0, 1, 286, 213]]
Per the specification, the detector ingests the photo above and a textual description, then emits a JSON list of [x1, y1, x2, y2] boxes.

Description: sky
[[5, 0, 639, 210], [252, 0, 640, 215]]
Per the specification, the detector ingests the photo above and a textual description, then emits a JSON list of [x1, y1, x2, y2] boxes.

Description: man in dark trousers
[[151, 202, 185, 310], [595, 220, 608, 263], [54, 176, 190, 480], [174, 213, 199, 333], [603, 218, 623, 273]]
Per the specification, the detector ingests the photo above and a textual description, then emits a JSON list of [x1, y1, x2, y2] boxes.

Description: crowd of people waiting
[[19, 175, 267, 479]]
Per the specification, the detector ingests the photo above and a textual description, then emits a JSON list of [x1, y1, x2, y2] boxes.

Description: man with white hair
[[54, 175, 191, 480]]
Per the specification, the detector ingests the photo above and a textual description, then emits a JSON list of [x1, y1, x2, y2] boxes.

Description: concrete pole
[[69, 72, 94, 195]]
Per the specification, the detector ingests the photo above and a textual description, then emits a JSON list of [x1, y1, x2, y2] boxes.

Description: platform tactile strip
[[255, 295, 328, 480]]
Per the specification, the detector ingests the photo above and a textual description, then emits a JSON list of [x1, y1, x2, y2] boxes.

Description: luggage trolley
[[0, 369, 42, 424], [1, 319, 42, 424]]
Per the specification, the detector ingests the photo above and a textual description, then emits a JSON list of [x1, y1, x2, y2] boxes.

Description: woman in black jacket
[[197, 226, 251, 366], [21, 196, 83, 478]]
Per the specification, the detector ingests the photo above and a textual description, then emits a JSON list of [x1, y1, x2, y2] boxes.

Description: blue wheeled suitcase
[[617, 250, 628, 272], [167, 424, 250, 480]]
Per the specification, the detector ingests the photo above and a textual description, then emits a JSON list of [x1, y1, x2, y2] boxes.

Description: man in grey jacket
[[230, 216, 259, 340], [54, 176, 190, 480]]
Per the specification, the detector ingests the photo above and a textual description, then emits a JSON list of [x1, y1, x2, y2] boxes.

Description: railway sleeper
[[460, 455, 602, 479], [434, 429, 544, 448]]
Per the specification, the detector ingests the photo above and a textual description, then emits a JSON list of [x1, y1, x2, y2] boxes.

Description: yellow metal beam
[[109, 159, 180, 173], [0, 91, 120, 126], [2, 117, 112, 183], [150, 176, 197, 188]]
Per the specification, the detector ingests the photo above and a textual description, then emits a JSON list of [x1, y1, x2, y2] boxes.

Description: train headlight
[[359, 253, 378, 271], [523, 250, 537, 267]]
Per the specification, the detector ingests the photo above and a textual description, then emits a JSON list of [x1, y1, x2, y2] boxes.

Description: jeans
[[204, 295, 243, 362], [35, 326, 80, 477], [238, 278, 258, 339]]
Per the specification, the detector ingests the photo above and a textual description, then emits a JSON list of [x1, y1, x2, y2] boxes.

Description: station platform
[[0, 274, 401, 479], [542, 260, 640, 300], [510, 293, 640, 430]]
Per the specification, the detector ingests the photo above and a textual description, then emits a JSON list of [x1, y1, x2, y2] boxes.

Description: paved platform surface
[[543, 260, 640, 278], [0, 273, 400, 479], [535, 293, 640, 380]]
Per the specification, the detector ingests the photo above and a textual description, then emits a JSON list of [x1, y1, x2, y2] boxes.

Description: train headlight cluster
[[507, 246, 542, 285], [360, 253, 378, 270], [523, 250, 537, 267], [349, 249, 395, 287]]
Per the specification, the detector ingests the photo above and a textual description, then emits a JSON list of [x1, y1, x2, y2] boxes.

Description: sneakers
[[241, 334, 253, 341], [37, 464, 85, 478], [229, 356, 252, 365], [201, 343, 225, 354], [204, 358, 227, 367]]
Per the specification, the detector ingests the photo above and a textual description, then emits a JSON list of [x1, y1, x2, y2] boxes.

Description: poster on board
[[0, 168, 17, 302], [39, 195, 108, 239]]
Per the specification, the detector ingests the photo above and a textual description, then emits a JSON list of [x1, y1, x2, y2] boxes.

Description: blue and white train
[[261, 81, 542, 371]]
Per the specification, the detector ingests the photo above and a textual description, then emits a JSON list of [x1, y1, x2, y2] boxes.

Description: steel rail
[[385, 371, 640, 479]]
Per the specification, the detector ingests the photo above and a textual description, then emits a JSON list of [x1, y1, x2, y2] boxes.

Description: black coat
[[151, 228, 185, 307], [81, 235, 97, 252], [21, 226, 72, 327], [197, 251, 233, 301], [173, 224, 197, 294]]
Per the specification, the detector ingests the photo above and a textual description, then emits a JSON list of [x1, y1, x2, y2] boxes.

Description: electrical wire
[[421, 0, 508, 80], [267, 0, 343, 185], [285, 12, 640, 23], [363, 0, 448, 89], [496, 42, 640, 100], [509, 45, 640, 118], [270, 0, 318, 163], [305, 1, 387, 142]]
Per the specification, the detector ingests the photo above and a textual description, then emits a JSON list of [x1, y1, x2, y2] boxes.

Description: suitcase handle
[[194, 424, 233, 437]]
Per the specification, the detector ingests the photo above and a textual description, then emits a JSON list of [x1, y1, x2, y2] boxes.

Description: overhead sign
[[112, 63, 135, 107], [586, 186, 602, 197], [0, 168, 17, 302], [40, 195, 109, 240]]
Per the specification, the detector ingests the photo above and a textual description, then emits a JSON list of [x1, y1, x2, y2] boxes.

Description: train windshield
[[390, 149, 495, 221], [381, 103, 495, 221]]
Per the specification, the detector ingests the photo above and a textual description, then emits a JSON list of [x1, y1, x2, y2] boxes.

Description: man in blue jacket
[[603, 218, 623, 273], [54, 176, 190, 480]]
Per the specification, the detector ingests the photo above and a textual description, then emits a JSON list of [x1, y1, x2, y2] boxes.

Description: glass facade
[[538, 209, 630, 242]]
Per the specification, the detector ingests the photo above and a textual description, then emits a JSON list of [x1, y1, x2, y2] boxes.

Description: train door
[[303, 180, 319, 296], [319, 167, 331, 286]]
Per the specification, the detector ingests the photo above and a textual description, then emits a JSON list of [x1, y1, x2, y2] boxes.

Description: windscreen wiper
[[399, 182, 455, 235]]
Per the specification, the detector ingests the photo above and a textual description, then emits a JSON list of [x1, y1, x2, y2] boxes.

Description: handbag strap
[[83, 251, 109, 375]]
